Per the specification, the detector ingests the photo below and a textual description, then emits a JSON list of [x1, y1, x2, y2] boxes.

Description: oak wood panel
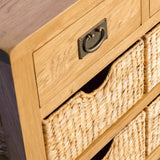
[[5, 4, 160, 160], [0, 50, 26, 160], [1, 1, 105, 158], [40, 7, 160, 119], [146, 145, 160, 160], [142, 0, 150, 23], [10, 50, 47, 160], [0, 0, 104, 53], [76, 83, 160, 160], [150, 0, 160, 16], [34, 0, 141, 112]]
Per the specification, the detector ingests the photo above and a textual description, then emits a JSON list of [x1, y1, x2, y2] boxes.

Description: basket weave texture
[[144, 24, 160, 92], [145, 95, 160, 156], [42, 40, 144, 160], [102, 112, 145, 160]]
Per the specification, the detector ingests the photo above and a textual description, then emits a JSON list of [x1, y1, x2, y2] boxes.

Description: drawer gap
[[91, 139, 113, 160], [81, 64, 112, 94]]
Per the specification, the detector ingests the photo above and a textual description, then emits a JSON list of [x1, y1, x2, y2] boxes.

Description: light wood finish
[[34, 0, 141, 113], [150, 0, 160, 17], [146, 145, 160, 160], [0, 1, 159, 159], [10, 49, 47, 160], [0, 0, 103, 53], [142, 0, 150, 23], [40, 9, 160, 119], [0, 1, 103, 159], [76, 83, 160, 160]]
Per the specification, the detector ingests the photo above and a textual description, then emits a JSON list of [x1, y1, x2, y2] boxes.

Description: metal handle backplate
[[78, 19, 108, 59]]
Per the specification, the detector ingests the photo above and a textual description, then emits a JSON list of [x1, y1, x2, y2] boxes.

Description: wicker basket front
[[42, 40, 144, 160], [144, 24, 160, 92], [145, 95, 160, 156], [101, 112, 145, 160]]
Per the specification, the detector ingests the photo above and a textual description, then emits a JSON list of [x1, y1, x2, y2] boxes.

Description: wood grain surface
[[0, 0, 78, 52], [10, 45, 47, 160], [34, 0, 141, 113], [39, 8, 160, 119], [4, 1, 103, 159], [142, 0, 149, 23], [150, 0, 160, 16], [1, 1, 159, 159], [0, 0, 104, 53], [0, 50, 26, 160], [146, 144, 160, 160]]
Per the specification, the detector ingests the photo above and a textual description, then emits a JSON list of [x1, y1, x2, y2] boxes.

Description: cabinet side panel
[[10, 47, 47, 160]]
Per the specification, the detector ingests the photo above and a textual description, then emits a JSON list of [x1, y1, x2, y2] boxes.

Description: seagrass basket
[[145, 95, 160, 156], [103, 112, 146, 160], [42, 40, 144, 160], [144, 23, 160, 92], [94, 112, 145, 160]]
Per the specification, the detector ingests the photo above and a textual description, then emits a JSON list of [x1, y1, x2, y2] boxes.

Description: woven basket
[[145, 95, 160, 156], [144, 23, 160, 92], [42, 40, 144, 160], [100, 112, 146, 160]]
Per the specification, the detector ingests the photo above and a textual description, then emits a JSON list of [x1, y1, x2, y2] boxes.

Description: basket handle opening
[[81, 63, 112, 94], [91, 139, 113, 160]]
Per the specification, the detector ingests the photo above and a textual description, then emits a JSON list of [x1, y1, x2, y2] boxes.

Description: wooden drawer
[[150, 0, 160, 17], [34, 0, 141, 111]]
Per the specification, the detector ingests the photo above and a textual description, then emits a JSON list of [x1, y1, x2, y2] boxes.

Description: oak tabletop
[[0, 0, 78, 53]]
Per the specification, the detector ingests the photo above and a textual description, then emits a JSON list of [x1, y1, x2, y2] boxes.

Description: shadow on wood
[[0, 50, 26, 160]]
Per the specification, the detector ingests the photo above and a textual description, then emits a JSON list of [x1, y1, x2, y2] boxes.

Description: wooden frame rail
[[76, 83, 160, 160], [146, 145, 160, 160]]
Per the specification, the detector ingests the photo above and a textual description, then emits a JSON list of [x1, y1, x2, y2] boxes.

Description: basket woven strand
[[145, 95, 160, 156], [43, 40, 144, 160], [144, 23, 160, 92], [102, 112, 145, 160]]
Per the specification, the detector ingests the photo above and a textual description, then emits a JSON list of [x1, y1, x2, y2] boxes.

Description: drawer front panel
[[34, 0, 141, 109], [150, 0, 160, 16]]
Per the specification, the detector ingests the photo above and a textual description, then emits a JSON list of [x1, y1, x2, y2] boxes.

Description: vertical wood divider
[[142, 0, 150, 24], [10, 45, 47, 160]]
